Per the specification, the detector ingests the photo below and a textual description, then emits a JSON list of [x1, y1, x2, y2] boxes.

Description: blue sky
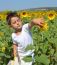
[[0, 0, 57, 11]]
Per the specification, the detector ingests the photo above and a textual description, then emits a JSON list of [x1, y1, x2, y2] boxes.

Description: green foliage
[[22, 56, 32, 62], [0, 10, 57, 65], [0, 21, 13, 65], [25, 44, 35, 51], [35, 54, 50, 65]]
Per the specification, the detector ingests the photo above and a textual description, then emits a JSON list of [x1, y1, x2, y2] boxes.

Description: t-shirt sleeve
[[22, 23, 30, 33], [11, 33, 17, 44]]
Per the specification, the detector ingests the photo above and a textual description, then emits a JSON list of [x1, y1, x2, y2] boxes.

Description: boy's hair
[[6, 12, 20, 25]]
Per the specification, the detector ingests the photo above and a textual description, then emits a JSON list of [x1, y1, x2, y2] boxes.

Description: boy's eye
[[17, 19, 20, 22], [13, 21, 16, 24]]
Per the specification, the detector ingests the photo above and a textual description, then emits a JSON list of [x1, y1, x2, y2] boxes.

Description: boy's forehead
[[11, 17, 20, 21]]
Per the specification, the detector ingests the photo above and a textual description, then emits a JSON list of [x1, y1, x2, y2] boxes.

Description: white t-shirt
[[12, 23, 34, 57]]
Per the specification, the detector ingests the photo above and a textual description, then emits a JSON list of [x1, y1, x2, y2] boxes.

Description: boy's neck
[[15, 31, 21, 35], [15, 28, 22, 33]]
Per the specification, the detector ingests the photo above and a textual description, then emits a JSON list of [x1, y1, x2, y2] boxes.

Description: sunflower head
[[39, 22, 49, 31], [47, 11, 56, 20], [20, 11, 30, 19]]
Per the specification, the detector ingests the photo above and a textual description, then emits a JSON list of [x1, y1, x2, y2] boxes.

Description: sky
[[0, 0, 57, 11]]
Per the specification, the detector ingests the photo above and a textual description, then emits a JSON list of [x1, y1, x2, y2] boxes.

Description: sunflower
[[55, 12, 57, 17], [40, 22, 49, 31], [31, 12, 38, 18], [17, 11, 20, 17], [37, 11, 44, 18], [47, 10, 56, 20], [20, 11, 31, 19], [0, 14, 6, 21], [0, 14, 3, 21]]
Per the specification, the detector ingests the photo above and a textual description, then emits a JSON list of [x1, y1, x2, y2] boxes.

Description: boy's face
[[10, 17, 22, 30]]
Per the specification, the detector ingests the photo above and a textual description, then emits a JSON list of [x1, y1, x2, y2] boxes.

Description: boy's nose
[[17, 23, 19, 25], [16, 22, 19, 26], [17, 21, 18, 23]]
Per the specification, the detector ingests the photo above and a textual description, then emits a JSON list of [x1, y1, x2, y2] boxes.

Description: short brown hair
[[6, 12, 20, 25]]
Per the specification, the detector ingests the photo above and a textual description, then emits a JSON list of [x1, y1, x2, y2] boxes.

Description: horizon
[[0, 7, 57, 12], [0, 0, 57, 11]]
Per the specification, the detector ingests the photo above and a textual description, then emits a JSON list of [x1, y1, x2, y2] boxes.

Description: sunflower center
[[49, 14, 53, 17], [22, 12, 26, 15]]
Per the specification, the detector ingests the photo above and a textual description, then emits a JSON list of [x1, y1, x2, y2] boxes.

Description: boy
[[6, 12, 44, 65]]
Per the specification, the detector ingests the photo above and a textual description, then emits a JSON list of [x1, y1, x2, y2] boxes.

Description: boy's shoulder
[[22, 23, 29, 29], [11, 33, 16, 39]]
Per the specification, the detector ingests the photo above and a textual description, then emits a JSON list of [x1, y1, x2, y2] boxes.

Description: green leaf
[[35, 54, 50, 65], [25, 44, 34, 51], [22, 56, 32, 62], [0, 53, 5, 57], [5, 55, 11, 58]]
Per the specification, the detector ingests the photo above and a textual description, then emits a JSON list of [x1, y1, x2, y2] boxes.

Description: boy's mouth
[[17, 25, 22, 29]]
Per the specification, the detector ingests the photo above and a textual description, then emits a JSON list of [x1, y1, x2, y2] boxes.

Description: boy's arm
[[13, 44, 17, 57], [13, 43, 20, 63], [28, 17, 44, 29]]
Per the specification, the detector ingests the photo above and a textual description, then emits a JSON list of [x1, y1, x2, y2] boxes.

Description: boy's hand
[[37, 18, 44, 27], [32, 17, 44, 27]]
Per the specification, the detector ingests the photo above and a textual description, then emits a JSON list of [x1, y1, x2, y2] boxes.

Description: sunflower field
[[0, 9, 57, 65]]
